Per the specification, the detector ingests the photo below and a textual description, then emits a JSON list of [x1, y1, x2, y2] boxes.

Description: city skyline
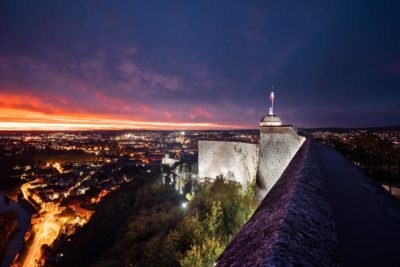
[[0, 1, 399, 130]]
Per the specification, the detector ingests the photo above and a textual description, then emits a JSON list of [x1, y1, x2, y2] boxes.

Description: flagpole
[[272, 95, 274, 115], [271, 86, 275, 116]]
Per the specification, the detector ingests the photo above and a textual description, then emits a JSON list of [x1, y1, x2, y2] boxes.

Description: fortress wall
[[255, 126, 305, 201], [216, 140, 339, 266], [198, 141, 258, 190], [218, 139, 400, 265]]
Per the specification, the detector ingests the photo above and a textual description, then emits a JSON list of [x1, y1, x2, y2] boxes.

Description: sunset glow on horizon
[[0, 91, 253, 130], [0, 107, 247, 131]]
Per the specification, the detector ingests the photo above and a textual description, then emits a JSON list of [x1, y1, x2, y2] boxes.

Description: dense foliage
[[96, 176, 255, 267], [0, 211, 18, 260], [55, 176, 256, 267], [52, 174, 159, 266]]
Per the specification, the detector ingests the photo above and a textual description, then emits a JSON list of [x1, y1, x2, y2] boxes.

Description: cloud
[[0, 0, 399, 129], [188, 107, 213, 120]]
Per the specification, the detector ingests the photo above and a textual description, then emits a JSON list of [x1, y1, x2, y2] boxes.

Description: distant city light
[[181, 202, 188, 209]]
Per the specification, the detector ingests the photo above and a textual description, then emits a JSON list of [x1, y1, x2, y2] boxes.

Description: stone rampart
[[216, 140, 339, 266], [198, 141, 258, 190], [255, 126, 305, 201]]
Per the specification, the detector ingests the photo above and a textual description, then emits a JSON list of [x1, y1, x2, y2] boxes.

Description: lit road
[[20, 183, 31, 200], [53, 162, 63, 174], [21, 182, 40, 210], [20, 182, 61, 267], [22, 213, 60, 267]]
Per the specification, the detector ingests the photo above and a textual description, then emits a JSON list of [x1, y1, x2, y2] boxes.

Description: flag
[[269, 91, 274, 102]]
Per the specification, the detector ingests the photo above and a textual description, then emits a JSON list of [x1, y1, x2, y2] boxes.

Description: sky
[[0, 0, 399, 130]]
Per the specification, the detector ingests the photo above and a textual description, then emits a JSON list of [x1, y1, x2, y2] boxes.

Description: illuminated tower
[[255, 90, 305, 201]]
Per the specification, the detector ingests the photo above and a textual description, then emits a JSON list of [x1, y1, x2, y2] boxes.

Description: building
[[198, 91, 305, 201], [215, 93, 400, 266], [255, 111, 305, 201]]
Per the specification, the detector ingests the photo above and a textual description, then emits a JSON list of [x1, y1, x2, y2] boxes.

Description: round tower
[[255, 90, 305, 201]]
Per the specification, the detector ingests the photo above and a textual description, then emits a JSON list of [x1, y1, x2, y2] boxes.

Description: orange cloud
[[0, 92, 73, 115], [0, 92, 244, 130]]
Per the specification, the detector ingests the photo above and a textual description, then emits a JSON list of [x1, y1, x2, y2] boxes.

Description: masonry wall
[[255, 126, 305, 201], [198, 141, 258, 190], [216, 140, 339, 266]]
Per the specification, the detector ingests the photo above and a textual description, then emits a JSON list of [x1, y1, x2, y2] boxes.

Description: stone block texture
[[198, 140, 258, 190], [255, 126, 305, 201]]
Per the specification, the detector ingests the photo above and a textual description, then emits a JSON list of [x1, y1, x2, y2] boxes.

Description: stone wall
[[255, 126, 305, 201], [216, 140, 339, 266], [217, 139, 400, 266], [198, 141, 258, 190]]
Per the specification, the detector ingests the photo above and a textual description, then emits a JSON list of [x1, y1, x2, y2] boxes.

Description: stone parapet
[[216, 140, 340, 266]]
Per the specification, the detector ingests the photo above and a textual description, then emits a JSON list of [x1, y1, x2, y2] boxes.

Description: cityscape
[[1, 127, 399, 266], [0, 130, 259, 266], [1, 1, 400, 267]]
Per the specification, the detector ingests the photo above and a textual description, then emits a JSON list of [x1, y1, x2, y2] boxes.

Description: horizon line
[[0, 125, 398, 132]]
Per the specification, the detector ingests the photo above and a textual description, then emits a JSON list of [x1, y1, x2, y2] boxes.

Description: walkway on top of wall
[[217, 140, 400, 267], [317, 143, 400, 267]]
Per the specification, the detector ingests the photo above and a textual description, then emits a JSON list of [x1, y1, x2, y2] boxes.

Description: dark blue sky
[[0, 0, 399, 129]]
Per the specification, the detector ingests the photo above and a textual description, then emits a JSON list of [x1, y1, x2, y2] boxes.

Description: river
[[0, 193, 31, 267]]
